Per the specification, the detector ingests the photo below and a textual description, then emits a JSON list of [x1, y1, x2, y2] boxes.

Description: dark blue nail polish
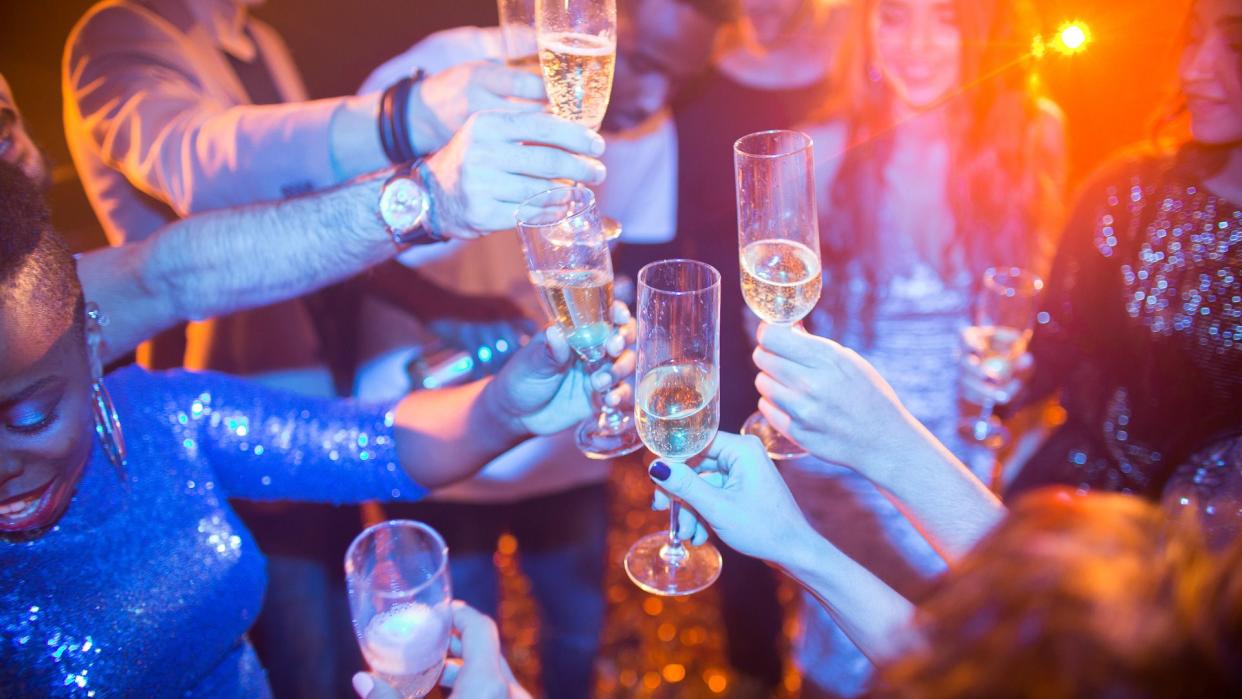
[[649, 461, 671, 481]]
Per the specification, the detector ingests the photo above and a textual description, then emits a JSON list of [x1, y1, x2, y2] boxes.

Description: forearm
[[327, 93, 389, 181], [84, 175, 395, 362], [868, 419, 1006, 562], [774, 528, 919, 665], [391, 378, 529, 489]]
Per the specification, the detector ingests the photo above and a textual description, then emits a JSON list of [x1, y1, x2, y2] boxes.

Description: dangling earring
[[86, 303, 127, 479], [868, 62, 883, 84], [92, 379, 128, 478]]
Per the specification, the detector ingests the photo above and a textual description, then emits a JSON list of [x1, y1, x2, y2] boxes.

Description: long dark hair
[[817, 0, 1064, 338]]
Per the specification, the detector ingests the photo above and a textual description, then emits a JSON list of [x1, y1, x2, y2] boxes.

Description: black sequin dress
[[1008, 148, 1242, 500]]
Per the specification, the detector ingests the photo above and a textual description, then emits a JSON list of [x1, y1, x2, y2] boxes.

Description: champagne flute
[[625, 259, 723, 596], [534, 0, 622, 240], [516, 185, 643, 458], [498, 0, 540, 70], [346, 520, 452, 699], [958, 267, 1044, 449], [734, 130, 822, 460]]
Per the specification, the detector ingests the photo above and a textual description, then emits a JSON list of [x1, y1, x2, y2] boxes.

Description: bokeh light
[[1055, 20, 1092, 56]]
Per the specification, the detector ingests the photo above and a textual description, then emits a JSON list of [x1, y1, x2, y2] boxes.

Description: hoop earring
[[92, 379, 128, 479]]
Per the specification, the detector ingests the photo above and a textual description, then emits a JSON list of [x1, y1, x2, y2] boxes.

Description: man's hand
[[406, 60, 547, 155], [485, 302, 635, 436], [421, 110, 607, 240]]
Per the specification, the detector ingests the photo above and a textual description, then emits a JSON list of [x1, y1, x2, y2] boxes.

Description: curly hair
[[0, 160, 84, 342], [874, 489, 1242, 698]]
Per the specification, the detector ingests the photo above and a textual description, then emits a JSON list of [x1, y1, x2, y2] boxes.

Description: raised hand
[[648, 432, 815, 566], [421, 110, 607, 240], [352, 602, 531, 699], [439, 602, 532, 699], [487, 301, 635, 436], [406, 60, 547, 155], [752, 322, 926, 487]]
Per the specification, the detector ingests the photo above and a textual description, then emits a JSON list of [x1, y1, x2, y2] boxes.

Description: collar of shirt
[[150, 0, 257, 61]]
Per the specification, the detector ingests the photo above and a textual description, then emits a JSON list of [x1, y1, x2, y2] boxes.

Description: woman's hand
[[353, 601, 531, 699], [486, 302, 635, 436], [752, 322, 925, 487], [648, 432, 816, 567], [958, 335, 1033, 406]]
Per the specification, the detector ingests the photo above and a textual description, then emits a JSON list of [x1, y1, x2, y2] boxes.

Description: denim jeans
[[388, 483, 608, 699]]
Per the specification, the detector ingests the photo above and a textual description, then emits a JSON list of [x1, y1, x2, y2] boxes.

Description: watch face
[[380, 176, 428, 233]]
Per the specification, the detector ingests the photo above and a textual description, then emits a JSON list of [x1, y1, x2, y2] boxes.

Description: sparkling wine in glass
[[534, 0, 622, 240], [535, 0, 616, 131], [516, 185, 643, 459], [734, 129, 823, 460], [625, 259, 723, 596], [498, 0, 540, 70], [958, 267, 1043, 448], [346, 520, 452, 699]]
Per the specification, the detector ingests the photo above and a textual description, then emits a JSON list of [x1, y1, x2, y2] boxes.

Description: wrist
[[771, 521, 833, 577], [330, 94, 388, 180], [404, 76, 439, 158], [479, 376, 531, 442]]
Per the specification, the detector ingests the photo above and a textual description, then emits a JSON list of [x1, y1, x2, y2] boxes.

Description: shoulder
[[1061, 146, 1174, 251], [1074, 146, 1173, 208], [67, 1, 179, 56], [65, 0, 192, 83]]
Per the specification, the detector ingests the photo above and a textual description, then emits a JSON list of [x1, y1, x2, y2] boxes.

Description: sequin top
[[1, 366, 422, 697], [1010, 149, 1242, 498]]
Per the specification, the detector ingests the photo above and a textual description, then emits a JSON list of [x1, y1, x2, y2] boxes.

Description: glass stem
[[584, 356, 627, 435], [974, 398, 996, 439], [662, 500, 689, 565]]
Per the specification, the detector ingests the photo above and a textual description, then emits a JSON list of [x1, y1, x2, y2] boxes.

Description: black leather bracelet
[[395, 69, 429, 161], [377, 81, 404, 165], [391, 76, 417, 163]]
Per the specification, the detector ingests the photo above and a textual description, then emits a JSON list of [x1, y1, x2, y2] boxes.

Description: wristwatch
[[378, 161, 442, 246]]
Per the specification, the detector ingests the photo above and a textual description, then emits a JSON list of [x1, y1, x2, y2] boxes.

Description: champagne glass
[[498, 0, 539, 70], [734, 130, 822, 460], [958, 267, 1044, 448], [625, 259, 723, 596], [535, 0, 622, 240], [346, 520, 452, 699], [516, 185, 643, 458]]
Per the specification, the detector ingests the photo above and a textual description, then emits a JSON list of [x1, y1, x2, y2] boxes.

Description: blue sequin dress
[[1, 366, 425, 697]]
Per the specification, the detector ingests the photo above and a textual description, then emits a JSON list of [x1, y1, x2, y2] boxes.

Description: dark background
[[1, 0, 1189, 253]]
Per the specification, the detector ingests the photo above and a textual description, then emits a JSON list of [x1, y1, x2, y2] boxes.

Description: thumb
[[517, 326, 573, 378], [649, 460, 723, 523], [352, 673, 401, 699]]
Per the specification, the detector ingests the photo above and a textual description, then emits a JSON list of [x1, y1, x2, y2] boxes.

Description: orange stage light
[[1054, 20, 1092, 56]]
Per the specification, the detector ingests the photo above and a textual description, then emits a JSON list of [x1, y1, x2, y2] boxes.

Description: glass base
[[742, 411, 807, 461], [576, 410, 644, 460], [958, 415, 1008, 449], [624, 532, 722, 597]]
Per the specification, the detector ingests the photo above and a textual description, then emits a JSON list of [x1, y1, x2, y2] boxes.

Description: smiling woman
[[0, 168, 94, 535], [0, 159, 633, 695]]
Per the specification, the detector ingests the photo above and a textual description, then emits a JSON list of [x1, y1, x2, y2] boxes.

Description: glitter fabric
[[1, 366, 421, 697], [1163, 435, 1242, 550], [1011, 150, 1242, 499]]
